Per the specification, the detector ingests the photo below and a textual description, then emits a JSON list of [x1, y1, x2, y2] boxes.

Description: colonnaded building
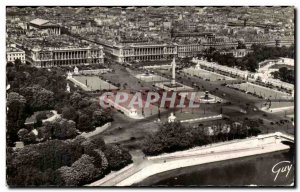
[[28, 18, 61, 36], [93, 33, 293, 64], [14, 35, 104, 67], [106, 43, 178, 63]]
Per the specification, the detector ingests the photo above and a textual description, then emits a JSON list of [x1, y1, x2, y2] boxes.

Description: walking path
[[261, 106, 294, 113], [42, 110, 61, 123]]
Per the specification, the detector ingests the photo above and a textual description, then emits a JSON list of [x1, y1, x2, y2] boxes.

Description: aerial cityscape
[[6, 6, 295, 187]]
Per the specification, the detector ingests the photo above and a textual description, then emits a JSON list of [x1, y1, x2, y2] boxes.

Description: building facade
[[177, 44, 204, 58], [6, 46, 26, 64], [23, 45, 104, 68], [106, 43, 178, 63], [28, 18, 61, 35], [220, 49, 253, 58]]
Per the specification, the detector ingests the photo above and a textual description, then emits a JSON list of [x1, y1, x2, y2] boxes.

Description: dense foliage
[[143, 120, 261, 156], [6, 63, 112, 146], [200, 44, 294, 72], [6, 63, 129, 186], [7, 136, 132, 186], [271, 67, 294, 84]]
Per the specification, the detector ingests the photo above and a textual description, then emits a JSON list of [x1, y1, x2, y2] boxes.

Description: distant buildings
[[5, 7, 295, 66], [105, 43, 177, 63], [177, 44, 203, 58], [220, 49, 253, 58], [16, 35, 104, 67], [6, 44, 26, 64]]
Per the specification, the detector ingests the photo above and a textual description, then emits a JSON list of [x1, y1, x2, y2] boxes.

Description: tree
[[14, 58, 22, 71], [7, 92, 28, 146], [143, 122, 194, 155], [244, 55, 258, 72], [22, 132, 37, 145], [276, 67, 294, 84], [92, 110, 112, 127], [92, 149, 109, 172], [104, 144, 132, 170], [17, 128, 29, 141], [61, 106, 78, 122], [70, 154, 101, 185], [80, 140, 97, 155], [78, 98, 90, 109], [70, 92, 82, 109], [90, 136, 106, 150], [43, 118, 78, 140], [56, 166, 80, 186], [20, 85, 55, 111], [77, 114, 94, 132], [14, 58, 22, 66], [55, 119, 78, 139]]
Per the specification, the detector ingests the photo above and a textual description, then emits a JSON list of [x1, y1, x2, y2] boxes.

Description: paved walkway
[[42, 110, 61, 123]]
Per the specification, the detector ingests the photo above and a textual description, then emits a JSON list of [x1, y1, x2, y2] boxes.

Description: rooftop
[[7, 46, 24, 53], [30, 18, 59, 27], [18, 35, 102, 51], [30, 18, 50, 26]]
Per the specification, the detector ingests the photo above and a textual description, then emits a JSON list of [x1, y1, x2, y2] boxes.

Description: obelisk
[[171, 57, 176, 85]]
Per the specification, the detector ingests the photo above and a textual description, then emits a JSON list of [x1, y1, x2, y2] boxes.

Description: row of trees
[[7, 136, 132, 186], [142, 119, 261, 156]]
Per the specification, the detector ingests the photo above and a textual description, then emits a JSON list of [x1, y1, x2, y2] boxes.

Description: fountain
[[199, 91, 217, 103]]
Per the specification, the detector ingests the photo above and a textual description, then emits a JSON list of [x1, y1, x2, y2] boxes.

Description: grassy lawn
[[73, 75, 118, 90]]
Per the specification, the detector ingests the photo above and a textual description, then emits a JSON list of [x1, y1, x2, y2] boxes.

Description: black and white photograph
[[5, 4, 295, 188]]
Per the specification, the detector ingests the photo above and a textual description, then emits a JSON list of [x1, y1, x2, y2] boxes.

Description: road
[[90, 61, 294, 150]]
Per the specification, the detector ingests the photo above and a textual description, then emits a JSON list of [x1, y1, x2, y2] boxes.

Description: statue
[[129, 107, 138, 117], [66, 83, 70, 92], [67, 71, 72, 79], [74, 66, 79, 75], [168, 112, 176, 123]]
